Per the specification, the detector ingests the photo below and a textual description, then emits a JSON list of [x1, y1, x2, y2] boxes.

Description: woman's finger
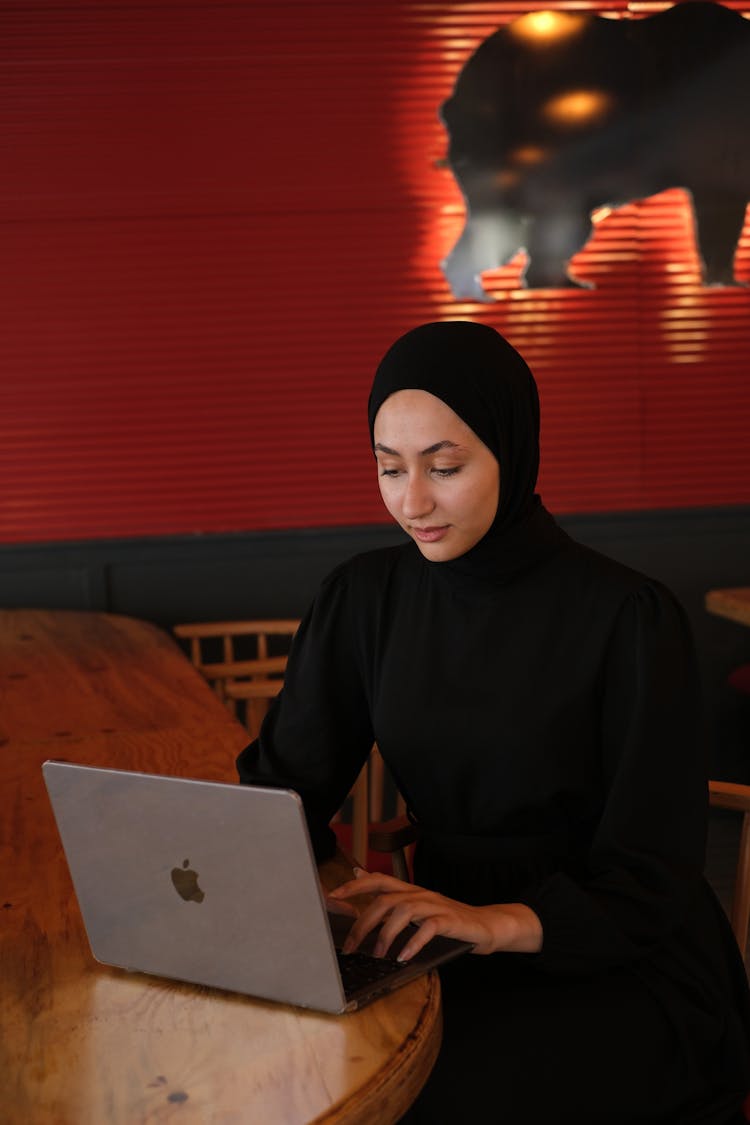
[[341, 892, 410, 953], [398, 915, 443, 961], [347, 890, 441, 956], [329, 870, 412, 900], [373, 900, 428, 957], [324, 894, 359, 918]]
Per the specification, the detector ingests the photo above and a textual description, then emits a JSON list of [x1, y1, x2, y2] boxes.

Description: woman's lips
[[411, 525, 450, 543]]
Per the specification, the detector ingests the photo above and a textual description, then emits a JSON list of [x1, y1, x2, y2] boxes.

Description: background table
[[706, 587, 750, 628], [1, 609, 440, 1124]]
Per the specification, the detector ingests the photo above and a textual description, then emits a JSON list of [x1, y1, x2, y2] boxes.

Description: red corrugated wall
[[2, 0, 749, 544]]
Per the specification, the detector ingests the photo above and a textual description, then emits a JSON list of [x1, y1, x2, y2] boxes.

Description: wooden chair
[[336, 745, 413, 880], [173, 619, 300, 737], [709, 779, 750, 959], [173, 619, 412, 877]]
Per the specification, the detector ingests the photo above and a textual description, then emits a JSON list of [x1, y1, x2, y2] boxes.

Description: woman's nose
[[402, 473, 435, 520]]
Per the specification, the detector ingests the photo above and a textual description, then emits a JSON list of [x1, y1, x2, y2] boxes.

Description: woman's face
[[373, 389, 500, 562]]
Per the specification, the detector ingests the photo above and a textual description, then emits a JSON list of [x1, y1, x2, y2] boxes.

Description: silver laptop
[[42, 761, 471, 1013]]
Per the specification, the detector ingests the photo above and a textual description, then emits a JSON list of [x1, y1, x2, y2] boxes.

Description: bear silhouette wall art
[[441, 2, 750, 296]]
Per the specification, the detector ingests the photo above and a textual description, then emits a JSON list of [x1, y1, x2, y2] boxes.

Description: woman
[[238, 321, 750, 1123]]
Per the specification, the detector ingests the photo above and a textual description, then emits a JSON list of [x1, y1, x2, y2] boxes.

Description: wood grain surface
[[1, 609, 441, 1125]]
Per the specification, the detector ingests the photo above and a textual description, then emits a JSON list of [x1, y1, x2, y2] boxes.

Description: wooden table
[[1, 609, 441, 1125], [706, 587, 750, 628]]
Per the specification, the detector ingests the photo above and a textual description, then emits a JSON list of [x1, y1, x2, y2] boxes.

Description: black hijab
[[368, 320, 539, 534], [368, 321, 567, 582]]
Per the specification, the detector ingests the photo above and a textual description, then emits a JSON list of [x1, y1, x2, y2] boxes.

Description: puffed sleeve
[[236, 563, 374, 861], [519, 582, 710, 973]]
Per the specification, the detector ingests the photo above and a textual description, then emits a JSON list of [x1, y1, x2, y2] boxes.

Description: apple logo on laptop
[[171, 859, 205, 903]]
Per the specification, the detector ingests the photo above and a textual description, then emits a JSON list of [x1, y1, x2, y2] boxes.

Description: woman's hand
[[328, 868, 543, 961]]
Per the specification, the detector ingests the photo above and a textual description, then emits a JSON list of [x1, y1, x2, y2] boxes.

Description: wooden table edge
[[312, 972, 442, 1125]]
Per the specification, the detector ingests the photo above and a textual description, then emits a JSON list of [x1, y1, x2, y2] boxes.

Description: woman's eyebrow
[[373, 440, 462, 456]]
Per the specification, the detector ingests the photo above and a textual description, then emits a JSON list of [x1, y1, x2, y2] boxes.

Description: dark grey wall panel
[[105, 527, 405, 623], [0, 565, 100, 609]]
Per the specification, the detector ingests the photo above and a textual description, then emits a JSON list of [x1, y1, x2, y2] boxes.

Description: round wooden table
[[0, 609, 441, 1124]]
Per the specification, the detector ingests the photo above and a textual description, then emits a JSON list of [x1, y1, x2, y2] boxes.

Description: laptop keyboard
[[336, 949, 404, 994]]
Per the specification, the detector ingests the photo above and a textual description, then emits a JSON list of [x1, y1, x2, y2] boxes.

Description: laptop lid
[[43, 761, 472, 1014], [43, 761, 349, 1012]]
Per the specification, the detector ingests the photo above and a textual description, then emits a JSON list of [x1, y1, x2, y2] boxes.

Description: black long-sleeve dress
[[237, 503, 750, 1124]]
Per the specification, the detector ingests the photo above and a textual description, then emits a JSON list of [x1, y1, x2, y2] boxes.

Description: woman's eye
[[379, 468, 401, 478], [432, 467, 461, 478]]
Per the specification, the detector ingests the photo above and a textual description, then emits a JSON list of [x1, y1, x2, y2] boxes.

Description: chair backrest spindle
[[174, 619, 300, 739]]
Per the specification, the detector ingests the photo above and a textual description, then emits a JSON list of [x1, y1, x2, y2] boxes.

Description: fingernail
[[342, 938, 353, 953], [374, 941, 384, 957], [398, 948, 412, 963], [353, 867, 365, 877]]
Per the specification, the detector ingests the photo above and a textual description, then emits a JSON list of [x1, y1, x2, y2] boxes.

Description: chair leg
[[369, 745, 384, 821], [350, 766, 369, 868], [391, 849, 410, 883]]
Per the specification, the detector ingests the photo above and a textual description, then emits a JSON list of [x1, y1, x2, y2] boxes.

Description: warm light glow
[[509, 145, 547, 166], [509, 11, 588, 45], [661, 296, 708, 362], [543, 89, 613, 127], [493, 169, 520, 188]]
